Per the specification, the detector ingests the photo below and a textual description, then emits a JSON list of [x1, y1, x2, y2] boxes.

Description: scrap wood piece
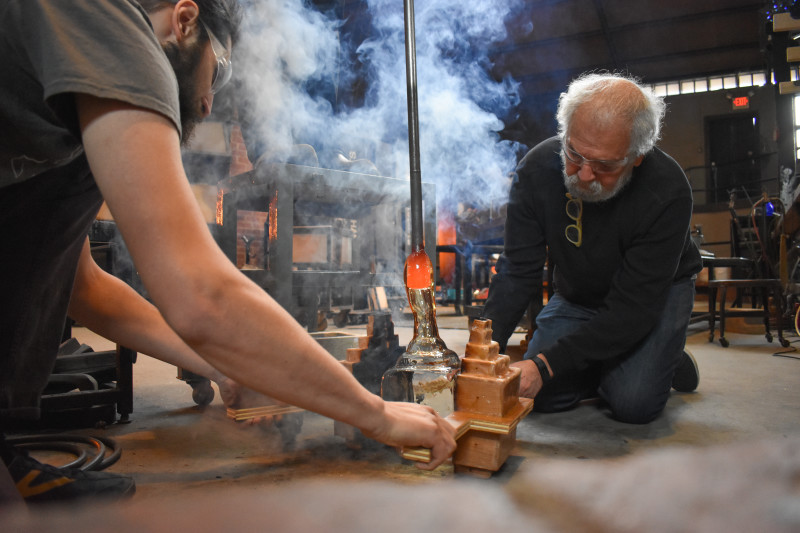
[[339, 311, 401, 395], [225, 387, 304, 422], [226, 404, 304, 422]]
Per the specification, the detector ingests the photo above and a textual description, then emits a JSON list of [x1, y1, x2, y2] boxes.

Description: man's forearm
[[171, 273, 389, 432], [69, 240, 227, 384], [77, 100, 402, 441]]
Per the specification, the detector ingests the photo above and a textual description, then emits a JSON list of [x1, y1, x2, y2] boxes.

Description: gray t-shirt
[[0, 0, 181, 186]]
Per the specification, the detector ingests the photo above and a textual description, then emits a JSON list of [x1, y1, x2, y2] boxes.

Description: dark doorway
[[706, 114, 761, 205]]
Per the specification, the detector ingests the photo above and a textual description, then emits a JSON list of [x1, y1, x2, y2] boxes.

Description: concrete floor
[[5, 305, 800, 530]]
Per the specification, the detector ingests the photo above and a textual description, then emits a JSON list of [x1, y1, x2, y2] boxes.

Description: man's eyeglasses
[[200, 20, 232, 94], [563, 142, 629, 175], [565, 192, 582, 247]]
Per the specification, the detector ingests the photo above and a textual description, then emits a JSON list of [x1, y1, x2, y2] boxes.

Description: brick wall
[[228, 123, 253, 177]]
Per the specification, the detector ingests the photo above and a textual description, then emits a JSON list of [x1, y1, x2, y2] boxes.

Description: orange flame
[[405, 248, 433, 289], [268, 189, 278, 241], [216, 189, 224, 226]]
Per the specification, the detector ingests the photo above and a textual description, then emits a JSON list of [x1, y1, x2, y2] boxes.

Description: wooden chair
[[705, 256, 788, 348]]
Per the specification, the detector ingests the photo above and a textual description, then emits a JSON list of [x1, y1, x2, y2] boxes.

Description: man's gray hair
[[556, 72, 666, 157]]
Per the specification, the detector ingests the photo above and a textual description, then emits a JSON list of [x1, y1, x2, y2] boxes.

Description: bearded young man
[[0, 0, 455, 505], [484, 73, 702, 425]]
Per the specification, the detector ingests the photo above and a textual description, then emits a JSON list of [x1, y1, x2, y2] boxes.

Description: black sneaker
[[672, 349, 699, 392], [5, 450, 135, 504]]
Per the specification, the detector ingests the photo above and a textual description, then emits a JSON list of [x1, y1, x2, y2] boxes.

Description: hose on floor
[[6, 434, 122, 471]]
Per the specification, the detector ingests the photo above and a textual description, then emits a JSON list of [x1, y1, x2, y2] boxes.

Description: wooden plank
[[774, 12, 800, 32], [453, 429, 516, 473], [225, 387, 304, 422], [226, 404, 304, 421], [788, 46, 800, 63]]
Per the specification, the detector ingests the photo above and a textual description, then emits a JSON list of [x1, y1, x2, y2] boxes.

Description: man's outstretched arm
[[68, 238, 247, 405], [75, 94, 456, 468]]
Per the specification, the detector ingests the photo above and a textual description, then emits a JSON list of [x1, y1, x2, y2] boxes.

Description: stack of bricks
[[451, 318, 533, 476], [340, 311, 402, 396], [335, 311, 403, 445]]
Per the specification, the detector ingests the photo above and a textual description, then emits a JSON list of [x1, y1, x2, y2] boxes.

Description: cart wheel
[[796, 304, 800, 337], [719, 337, 729, 348], [191, 381, 215, 406], [334, 310, 349, 328], [276, 412, 303, 449]]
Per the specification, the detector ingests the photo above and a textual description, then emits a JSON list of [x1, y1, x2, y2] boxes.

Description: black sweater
[[484, 137, 702, 376]]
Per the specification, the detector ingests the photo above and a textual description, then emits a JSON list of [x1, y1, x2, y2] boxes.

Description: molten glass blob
[[380, 249, 461, 417]]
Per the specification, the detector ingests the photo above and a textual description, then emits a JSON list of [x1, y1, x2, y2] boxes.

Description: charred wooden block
[[400, 316, 532, 476], [454, 427, 516, 474], [338, 311, 402, 396], [468, 318, 494, 345], [461, 353, 510, 377], [465, 318, 500, 361], [456, 366, 521, 417], [464, 341, 500, 360], [367, 311, 398, 340], [400, 398, 533, 467], [346, 347, 364, 363]]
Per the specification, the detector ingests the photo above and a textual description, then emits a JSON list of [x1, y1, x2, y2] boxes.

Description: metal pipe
[[403, 0, 424, 251]]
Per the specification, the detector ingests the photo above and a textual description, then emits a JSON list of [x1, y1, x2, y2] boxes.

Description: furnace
[[217, 161, 437, 331]]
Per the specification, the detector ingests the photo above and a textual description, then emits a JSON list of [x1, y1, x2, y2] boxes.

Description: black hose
[[15, 442, 89, 470], [6, 434, 122, 471]]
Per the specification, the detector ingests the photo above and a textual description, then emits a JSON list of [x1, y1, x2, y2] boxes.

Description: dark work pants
[[0, 156, 102, 423], [524, 277, 696, 424]]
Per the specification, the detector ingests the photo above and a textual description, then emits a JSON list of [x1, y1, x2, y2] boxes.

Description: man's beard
[[162, 39, 206, 146], [562, 155, 634, 202]]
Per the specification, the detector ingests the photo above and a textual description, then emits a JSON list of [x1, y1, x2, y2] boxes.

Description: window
[[651, 70, 767, 96], [650, 70, 779, 206]]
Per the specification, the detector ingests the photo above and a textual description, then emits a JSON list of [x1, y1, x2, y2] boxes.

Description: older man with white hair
[[484, 72, 702, 424]]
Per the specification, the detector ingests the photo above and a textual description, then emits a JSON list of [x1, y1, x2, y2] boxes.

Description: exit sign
[[732, 96, 750, 109]]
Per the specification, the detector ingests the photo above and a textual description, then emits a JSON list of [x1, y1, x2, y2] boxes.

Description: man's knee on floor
[[603, 389, 667, 424], [609, 403, 663, 424]]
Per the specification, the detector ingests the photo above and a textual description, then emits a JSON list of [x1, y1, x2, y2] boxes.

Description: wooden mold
[[402, 318, 533, 476], [335, 311, 402, 444]]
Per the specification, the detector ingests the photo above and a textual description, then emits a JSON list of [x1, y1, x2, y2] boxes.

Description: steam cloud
[[235, 0, 525, 215]]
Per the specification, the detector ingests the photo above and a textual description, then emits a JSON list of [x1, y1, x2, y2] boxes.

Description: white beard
[[563, 165, 633, 203]]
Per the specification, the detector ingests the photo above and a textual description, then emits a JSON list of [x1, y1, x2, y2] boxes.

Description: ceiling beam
[[490, 2, 764, 55], [592, 0, 620, 69]]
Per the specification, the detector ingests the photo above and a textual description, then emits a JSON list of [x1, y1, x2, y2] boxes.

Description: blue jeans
[[524, 278, 696, 424]]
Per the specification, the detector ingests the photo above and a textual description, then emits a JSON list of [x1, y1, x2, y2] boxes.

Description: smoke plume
[[235, 0, 525, 214]]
